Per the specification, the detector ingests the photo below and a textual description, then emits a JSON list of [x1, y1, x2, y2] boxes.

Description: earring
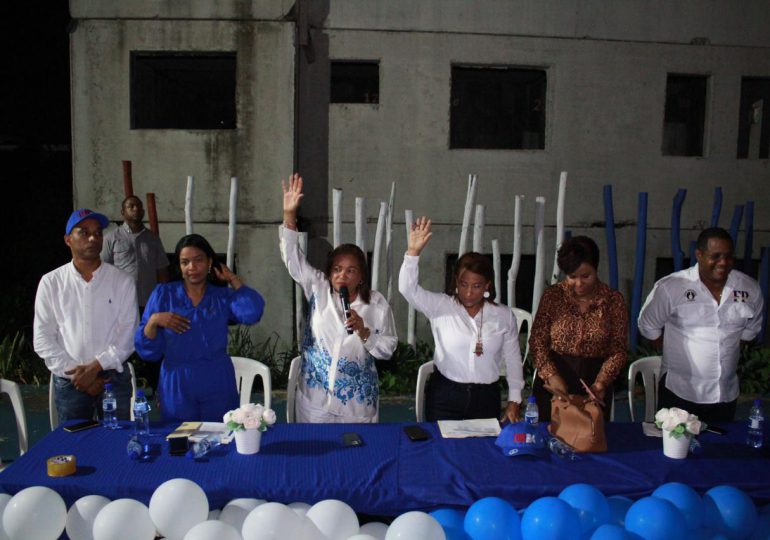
[[483, 291, 490, 298], [455, 288, 459, 295], [208, 266, 212, 274]]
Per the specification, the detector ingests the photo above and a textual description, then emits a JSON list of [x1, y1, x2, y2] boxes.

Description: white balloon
[[184, 520, 242, 540], [2, 486, 66, 540], [306, 500, 359, 540], [219, 498, 266, 531], [208, 509, 221, 521], [149, 478, 209, 540], [384, 512, 445, 540], [359, 522, 389, 540], [241, 502, 302, 540], [298, 516, 324, 540], [288, 501, 311, 517], [92, 499, 155, 540], [0, 493, 12, 540], [347, 535, 378, 540], [66, 495, 111, 540]]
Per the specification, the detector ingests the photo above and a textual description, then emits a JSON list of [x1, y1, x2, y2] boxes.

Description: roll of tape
[[47, 454, 76, 477]]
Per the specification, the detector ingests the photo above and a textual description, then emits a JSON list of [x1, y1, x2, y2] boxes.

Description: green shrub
[[738, 343, 770, 395], [377, 341, 434, 396], [0, 331, 48, 385], [228, 327, 298, 390]]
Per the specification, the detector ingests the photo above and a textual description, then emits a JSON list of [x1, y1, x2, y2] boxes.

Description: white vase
[[662, 429, 691, 459], [235, 428, 262, 455]]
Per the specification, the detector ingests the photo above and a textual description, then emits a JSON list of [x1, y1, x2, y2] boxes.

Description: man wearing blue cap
[[33, 208, 139, 422]]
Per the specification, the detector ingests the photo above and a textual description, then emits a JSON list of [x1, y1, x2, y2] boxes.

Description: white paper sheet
[[437, 418, 502, 438]]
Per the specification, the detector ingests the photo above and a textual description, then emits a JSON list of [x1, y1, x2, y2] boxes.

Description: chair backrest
[[231, 356, 272, 410], [49, 362, 138, 430], [286, 355, 302, 423], [1, 378, 28, 456], [627, 355, 663, 422], [414, 361, 435, 422], [512, 307, 533, 365]]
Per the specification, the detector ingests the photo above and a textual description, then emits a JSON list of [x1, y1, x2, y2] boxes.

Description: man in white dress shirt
[[34, 208, 138, 422], [638, 227, 764, 423]]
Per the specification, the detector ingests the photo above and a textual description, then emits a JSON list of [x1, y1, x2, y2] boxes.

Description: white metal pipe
[[333, 188, 343, 248], [355, 197, 367, 254], [227, 176, 238, 270], [386, 182, 396, 302], [473, 204, 485, 253], [532, 196, 547, 315], [185, 175, 194, 235], [371, 201, 387, 291], [405, 209, 416, 347], [551, 171, 567, 284], [507, 195, 523, 308], [458, 174, 477, 257], [492, 239, 501, 302]]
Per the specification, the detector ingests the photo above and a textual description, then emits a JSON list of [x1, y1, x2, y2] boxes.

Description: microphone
[[339, 286, 354, 335]]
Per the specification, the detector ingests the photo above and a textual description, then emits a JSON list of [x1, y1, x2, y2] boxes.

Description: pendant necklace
[[474, 304, 484, 356]]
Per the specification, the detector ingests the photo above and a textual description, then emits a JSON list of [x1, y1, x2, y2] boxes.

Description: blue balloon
[[591, 524, 636, 540], [653, 482, 704, 530], [703, 486, 758, 540], [431, 509, 470, 540], [750, 513, 770, 540], [464, 497, 522, 540], [692, 528, 730, 540], [560, 483, 611, 535], [521, 496, 581, 540], [607, 496, 633, 527], [625, 496, 685, 540]]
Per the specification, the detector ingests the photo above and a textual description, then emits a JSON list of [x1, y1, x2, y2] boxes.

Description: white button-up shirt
[[399, 254, 524, 403], [638, 265, 764, 404], [34, 261, 138, 378]]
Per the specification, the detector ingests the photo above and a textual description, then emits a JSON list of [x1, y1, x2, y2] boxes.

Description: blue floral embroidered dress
[[279, 226, 397, 421]]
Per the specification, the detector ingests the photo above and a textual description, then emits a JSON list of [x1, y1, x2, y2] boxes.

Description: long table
[[1, 421, 769, 515]]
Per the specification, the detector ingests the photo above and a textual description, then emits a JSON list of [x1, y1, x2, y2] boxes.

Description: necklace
[[474, 303, 484, 356]]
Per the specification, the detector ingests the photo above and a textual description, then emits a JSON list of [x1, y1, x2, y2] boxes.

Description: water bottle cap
[[755, 399, 762, 406], [104, 383, 113, 390], [136, 389, 145, 398], [528, 395, 536, 403]]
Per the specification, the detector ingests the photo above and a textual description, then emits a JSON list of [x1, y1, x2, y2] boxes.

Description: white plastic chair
[[49, 362, 138, 429], [511, 307, 533, 365], [414, 360, 435, 422], [627, 355, 662, 422], [286, 355, 302, 423], [231, 356, 272, 410], [0, 379, 28, 464]]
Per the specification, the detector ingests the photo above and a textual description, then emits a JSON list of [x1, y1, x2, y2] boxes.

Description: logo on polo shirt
[[685, 289, 696, 301], [733, 290, 749, 302]]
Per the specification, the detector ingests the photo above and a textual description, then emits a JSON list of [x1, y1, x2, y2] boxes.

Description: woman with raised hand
[[399, 216, 524, 422], [280, 173, 397, 423], [529, 236, 627, 421], [135, 234, 265, 422]]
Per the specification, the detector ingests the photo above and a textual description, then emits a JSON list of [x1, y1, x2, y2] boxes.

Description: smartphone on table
[[403, 425, 430, 441], [63, 419, 101, 433]]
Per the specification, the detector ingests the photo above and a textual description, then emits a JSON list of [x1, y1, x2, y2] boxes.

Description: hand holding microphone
[[339, 286, 354, 335]]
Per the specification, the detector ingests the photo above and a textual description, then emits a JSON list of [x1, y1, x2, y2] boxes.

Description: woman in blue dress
[[135, 234, 265, 422]]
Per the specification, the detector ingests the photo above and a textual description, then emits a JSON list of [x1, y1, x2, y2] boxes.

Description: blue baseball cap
[[65, 208, 109, 235], [495, 422, 547, 458]]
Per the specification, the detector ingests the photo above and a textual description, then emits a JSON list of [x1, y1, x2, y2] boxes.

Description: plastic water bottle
[[548, 437, 577, 460], [524, 396, 539, 426], [747, 399, 764, 448], [102, 383, 118, 429], [126, 435, 145, 460], [186, 434, 223, 459], [133, 389, 151, 436]]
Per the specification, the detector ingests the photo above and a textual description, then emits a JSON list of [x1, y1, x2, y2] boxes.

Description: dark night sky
[[1, 2, 73, 337]]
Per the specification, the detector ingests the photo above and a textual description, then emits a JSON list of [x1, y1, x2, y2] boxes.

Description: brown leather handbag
[[544, 385, 607, 453]]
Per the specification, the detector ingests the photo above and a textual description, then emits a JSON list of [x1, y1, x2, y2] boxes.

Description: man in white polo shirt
[[638, 227, 764, 423]]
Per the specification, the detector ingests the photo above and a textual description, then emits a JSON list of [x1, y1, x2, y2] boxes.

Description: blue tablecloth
[[1, 421, 768, 515]]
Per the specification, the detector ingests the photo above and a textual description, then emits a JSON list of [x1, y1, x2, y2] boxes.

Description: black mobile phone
[[403, 425, 430, 441], [63, 420, 101, 433], [704, 425, 727, 435], [342, 432, 364, 447], [168, 436, 190, 456]]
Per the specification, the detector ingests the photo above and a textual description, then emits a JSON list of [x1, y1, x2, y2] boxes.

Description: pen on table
[[579, 378, 605, 408]]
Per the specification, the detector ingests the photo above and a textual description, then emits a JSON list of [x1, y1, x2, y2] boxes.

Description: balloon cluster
[[0, 480, 768, 540]]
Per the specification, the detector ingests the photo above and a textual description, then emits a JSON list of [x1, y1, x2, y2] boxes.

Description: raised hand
[[214, 263, 241, 288], [282, 173, 304, 215], [407, 216, 433, 256]]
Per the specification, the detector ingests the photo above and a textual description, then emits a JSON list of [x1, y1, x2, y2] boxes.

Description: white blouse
[[279, 226, 398, 419], [398, 254, 524, 403]]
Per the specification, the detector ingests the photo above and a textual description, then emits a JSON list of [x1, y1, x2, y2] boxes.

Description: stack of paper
[[166, 421, 233, 444], [437, 418, 502, 438]]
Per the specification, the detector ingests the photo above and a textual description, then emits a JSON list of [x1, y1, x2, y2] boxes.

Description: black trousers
[[532, 353, 613, 422], [425, 370, 501, 422], [657, 374, 736, 424]]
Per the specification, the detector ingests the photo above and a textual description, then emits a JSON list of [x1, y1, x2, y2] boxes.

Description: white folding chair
[[49, 362, 138, 429], [414, 361, 435, 422], [286, 355, 302, 423], [511, 307, 533, 365], [231, 356, 272, 410], [0, 379, 29, 463], [627, 355, 662, 422]]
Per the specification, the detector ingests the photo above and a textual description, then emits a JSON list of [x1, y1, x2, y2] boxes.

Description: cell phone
[[342, 432, 364, 447], [704, 425, 727, 435], [63, 420, 101, 433], [403, 425, 430, 441], [168, 436, 189, 456]]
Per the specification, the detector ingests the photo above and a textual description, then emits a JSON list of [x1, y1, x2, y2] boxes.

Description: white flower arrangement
[[223, 403, 277, 432], [654, 407, 705, 439]]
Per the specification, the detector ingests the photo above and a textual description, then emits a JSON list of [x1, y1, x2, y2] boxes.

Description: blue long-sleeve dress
[[135, 281, 265, 421]]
